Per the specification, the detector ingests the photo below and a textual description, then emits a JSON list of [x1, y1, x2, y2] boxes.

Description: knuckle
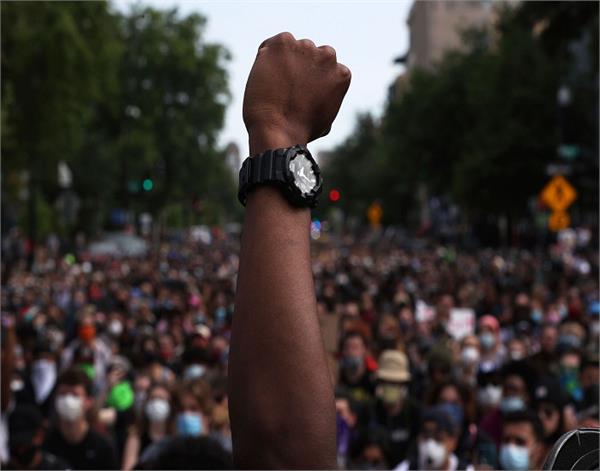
[[277, 31, 296, 43], [298, 38, 316, 49], [337, 63, 352, 81], [319, 45, 337, 60]]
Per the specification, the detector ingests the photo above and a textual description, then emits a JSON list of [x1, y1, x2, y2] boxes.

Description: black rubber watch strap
[[238, 148, 288, 206]]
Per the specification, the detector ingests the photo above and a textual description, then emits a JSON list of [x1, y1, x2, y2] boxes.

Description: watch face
[[288, 152, 318, 195]]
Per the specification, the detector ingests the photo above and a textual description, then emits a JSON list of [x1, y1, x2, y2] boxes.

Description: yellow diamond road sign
[[540, 175, 577, 212], [549, 211, 571, 232]]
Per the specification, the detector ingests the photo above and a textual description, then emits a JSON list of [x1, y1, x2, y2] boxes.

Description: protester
[[499, 410, 545, 470], [6, 405, 69, 470], [43, 368, 118, 469]]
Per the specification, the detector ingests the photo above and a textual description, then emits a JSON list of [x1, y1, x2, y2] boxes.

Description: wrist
[[248, 124, 308, 155]]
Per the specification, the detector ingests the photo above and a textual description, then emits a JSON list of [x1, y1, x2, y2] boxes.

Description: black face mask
[[12, 445, 38, 467]]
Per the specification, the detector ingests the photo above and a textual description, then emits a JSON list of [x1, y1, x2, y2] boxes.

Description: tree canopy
[[1, 1, 236, 238]]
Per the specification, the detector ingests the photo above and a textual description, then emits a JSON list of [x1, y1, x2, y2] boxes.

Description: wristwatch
[[238, 144, 323, 208]]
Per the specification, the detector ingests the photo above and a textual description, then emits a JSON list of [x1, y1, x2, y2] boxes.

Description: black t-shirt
[[372, 398, 421, 467], [44, 427, 118, 470]]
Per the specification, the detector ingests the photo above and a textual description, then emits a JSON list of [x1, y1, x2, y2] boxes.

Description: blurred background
[[1, 1, 598, 470]]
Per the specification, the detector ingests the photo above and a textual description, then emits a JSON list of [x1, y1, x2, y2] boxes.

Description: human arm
[[228, 32, 351, 469], [121, 428, 141, 471]]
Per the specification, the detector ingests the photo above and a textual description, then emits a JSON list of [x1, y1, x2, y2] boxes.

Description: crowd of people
[[0, 226, 598, 470]]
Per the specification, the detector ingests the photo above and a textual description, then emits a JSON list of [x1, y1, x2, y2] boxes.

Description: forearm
[[229, 132, 336, 469]]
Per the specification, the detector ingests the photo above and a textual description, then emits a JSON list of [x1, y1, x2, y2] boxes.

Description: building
[[404, 0, 495, 71]]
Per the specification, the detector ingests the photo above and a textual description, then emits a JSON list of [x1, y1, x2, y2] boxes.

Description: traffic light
[[142, 178, 154, 191], [329, 189, 341, 202]]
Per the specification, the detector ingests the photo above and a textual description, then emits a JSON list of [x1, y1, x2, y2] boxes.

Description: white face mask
[[418, 438, 447, 470], [31, 359, 57, 404], [55, 394, 84, 421], [461, 347, 480, 364], [477, 384, 502, 407], [108, 320, 123, 336], [145, 398, 170, 423]]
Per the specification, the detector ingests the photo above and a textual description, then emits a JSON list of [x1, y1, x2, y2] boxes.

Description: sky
[[112, 1, 413, 158]]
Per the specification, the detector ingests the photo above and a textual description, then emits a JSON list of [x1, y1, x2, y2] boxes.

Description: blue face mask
[[500, 396, 525, 414], [479, 333, 495, 350], [176, 412, 203, 437], [500, 444, 529, 470], [531, 309, 543, 324]]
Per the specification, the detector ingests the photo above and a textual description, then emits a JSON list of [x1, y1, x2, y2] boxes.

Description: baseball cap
[[422, 405, 458, 436], [8, 405, 43, 447], [376, 350, 411, 382]]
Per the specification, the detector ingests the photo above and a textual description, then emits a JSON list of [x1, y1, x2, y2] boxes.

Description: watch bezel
[[283, 145, 323, 208]]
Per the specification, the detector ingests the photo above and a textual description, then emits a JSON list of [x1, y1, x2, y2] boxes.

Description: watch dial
[[289, 153, 317, 195]]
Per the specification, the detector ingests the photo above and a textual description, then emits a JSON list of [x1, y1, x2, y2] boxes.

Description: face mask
[[509, 350, 525, 361], [145, 398, 170, 422], [108, 320, 123, 336], [176, 412, 203, 437], [479, 332, 495, 350], [499, 444, 529, 470], [558, 305, 568, 320], [440, 402, 464, 427], [78, 325, 96, 343], [558, 334, 582, 350], [461, 347, 480, 364], [477, 385, 502, 407], [531, 309, 543, 324], [418, 438, 447, 470], [56, 394, 84, 421], [184, 364, 206, 380], [500, 395, 525, 414], [31, 359, 57, 404], [341, 356, 362, 375], [78, 363, 95, 380], [376, 384, 407, 406]]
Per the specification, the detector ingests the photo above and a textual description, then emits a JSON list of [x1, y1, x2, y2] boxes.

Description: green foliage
[[323, 1, 598, 225], [1, 2, 237, 238]]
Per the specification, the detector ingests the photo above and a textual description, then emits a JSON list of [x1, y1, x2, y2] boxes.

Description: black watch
[[238, 144, 323, 208]]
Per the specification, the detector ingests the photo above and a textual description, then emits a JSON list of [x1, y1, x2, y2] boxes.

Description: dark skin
[[228, 32, 351, 469]]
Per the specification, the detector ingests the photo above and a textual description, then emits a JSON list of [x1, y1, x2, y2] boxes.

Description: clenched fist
[[243, 32, 351, 152]]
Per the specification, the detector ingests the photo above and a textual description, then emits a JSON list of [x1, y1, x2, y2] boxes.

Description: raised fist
[[243, 32, 351, 148]]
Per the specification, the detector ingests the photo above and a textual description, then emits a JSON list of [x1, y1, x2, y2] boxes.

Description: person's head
[[375, 350, 411, 410], [557, 321, 586, 353], [145, 436, 232, 469], [478, 315, 499, 351], [459, 335, 481, 367], [376, 314, 400, 350], [418, 406, 460, 470], [436, 294, 454, 323], [351, 429, 389, 470], [340, 331, 367, 382], [500, 361, 535, 414], [431, 381, 472, 428], [174, 379, 213, 437], [500, 410, 544, 470], [54, 368, 93, 424], [539, 324, 558, 354], [533, 378, 568, 444], [507, 338, 528, 361], [8, 405, 45, 469], [77, 310, 96, 345], [143, 383, 173, 429], [427, 350, 453, 385]]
